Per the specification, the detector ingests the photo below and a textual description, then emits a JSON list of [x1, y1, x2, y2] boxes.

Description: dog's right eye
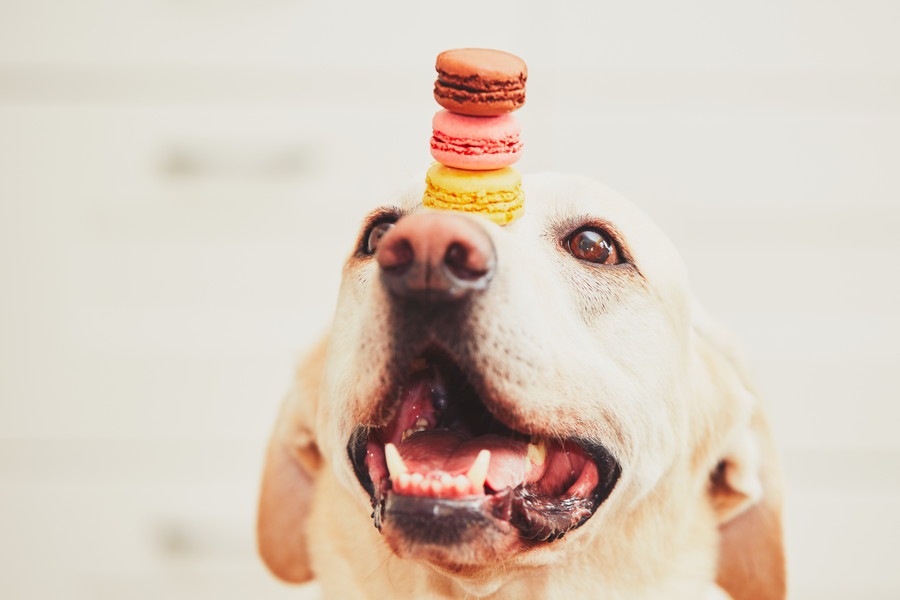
[[365, 221, 396, 255]]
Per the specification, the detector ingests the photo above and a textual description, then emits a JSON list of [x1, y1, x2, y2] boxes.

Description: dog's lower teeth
[[385, 443, 496, 497]]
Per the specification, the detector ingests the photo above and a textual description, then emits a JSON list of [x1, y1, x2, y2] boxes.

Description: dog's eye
[[566, 228, 619, 264], [365, 221, 395, 255]]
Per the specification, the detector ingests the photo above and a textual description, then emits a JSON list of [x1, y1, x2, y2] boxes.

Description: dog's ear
[[694, 311, 786, 600], [712, 409, 786, 600], [256, 338, 327, 583]]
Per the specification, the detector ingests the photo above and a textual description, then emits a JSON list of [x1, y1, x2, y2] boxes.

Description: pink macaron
[[430, 110, 523, 170]]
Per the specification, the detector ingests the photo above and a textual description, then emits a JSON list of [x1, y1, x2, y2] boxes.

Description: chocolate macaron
[[434, 48, 527, 116]]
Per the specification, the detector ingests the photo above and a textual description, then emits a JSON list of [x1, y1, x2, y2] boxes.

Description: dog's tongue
[[398, 430, 531, 491]]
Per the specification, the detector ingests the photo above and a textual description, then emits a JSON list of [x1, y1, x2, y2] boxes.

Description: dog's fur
[[257, 174, 786, 599]]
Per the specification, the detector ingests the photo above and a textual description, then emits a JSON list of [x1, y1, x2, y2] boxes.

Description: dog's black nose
[[375, 212, 496, 301]]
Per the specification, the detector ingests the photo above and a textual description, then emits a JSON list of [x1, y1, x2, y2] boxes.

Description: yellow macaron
[[423, 163, 524, 225]]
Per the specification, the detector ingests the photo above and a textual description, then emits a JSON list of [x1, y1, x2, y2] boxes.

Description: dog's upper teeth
[[466, 449, 491, 490], [527, 440, 547, 466], [415, 417, 429, 429], [384, 443, 408, 479]]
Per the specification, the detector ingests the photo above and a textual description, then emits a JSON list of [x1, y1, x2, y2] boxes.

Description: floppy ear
[[256, 338, 327, 583], [712, 409, 786, 600], [694, 310, 786, 600]]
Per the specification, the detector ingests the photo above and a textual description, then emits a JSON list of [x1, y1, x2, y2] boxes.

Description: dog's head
[[258, 174, 785, 599]]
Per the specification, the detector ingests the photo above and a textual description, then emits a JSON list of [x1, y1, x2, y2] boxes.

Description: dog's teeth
[[454, 475, 472, 494], [415, 417, 429, 429], [410, 472, 424, 486], [466, 449, 491, 490], [397, 473, 411, 490], [430, 479, 443, 495], [401, 428, 414, 442], [384, 443, 408, 479], [527, 440, 547, 466]]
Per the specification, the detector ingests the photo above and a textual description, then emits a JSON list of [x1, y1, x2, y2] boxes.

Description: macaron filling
[[431, 131, 522, 156], [434, 84, 526, 112], [435, 72, 526, 93]]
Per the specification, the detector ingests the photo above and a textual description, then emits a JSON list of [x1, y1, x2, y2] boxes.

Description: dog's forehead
[[518, 172, 651, 228], [388, 172, 687, 290]]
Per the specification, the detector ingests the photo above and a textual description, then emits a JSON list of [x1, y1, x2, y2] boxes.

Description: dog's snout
[[375, 212, 496, 301]]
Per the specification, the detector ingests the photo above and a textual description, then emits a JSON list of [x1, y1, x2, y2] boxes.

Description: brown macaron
[[434, 48, 527, 117]]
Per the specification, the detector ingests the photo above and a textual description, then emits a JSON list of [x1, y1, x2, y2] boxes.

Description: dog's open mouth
[[348, 351, 621, 546]]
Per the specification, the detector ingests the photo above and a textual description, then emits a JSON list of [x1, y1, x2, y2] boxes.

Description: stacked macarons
[[424, 48, 527, 225]]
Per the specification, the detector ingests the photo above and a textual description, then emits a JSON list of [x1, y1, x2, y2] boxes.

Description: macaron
[[434, 48, 527, 117], [423, 163, 524, 225], [430, 110, 523, 170]]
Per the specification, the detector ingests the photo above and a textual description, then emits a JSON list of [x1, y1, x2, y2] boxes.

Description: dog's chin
[[379, 493, 522, 573], [346, 350, 621, 571]]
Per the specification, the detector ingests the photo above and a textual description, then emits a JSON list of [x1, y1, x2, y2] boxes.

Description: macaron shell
[[430, 110, 522, 170], [430, 148, 520, 170], [435, 49, 527, 92], [427, 163, 521, 194]]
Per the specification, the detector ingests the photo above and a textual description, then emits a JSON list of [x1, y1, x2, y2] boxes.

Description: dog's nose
[[375, 212, 496, 301]]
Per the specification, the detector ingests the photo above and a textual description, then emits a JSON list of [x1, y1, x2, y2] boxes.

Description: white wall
[[1, 1, 898, 598]]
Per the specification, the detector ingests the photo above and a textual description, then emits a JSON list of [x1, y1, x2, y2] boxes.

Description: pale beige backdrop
[[1, 1, 898, 598]]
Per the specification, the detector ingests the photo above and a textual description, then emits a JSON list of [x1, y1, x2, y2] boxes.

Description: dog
[[257, 173, 786, 599]]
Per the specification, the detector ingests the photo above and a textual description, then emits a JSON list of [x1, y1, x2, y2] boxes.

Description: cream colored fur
[[257, 174, 786, 599]]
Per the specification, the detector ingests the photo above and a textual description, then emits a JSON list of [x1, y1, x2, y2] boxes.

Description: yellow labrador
[[257, 174, 785, 599]]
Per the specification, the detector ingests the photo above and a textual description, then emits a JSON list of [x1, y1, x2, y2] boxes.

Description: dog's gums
[[348, 351, 621, 545]]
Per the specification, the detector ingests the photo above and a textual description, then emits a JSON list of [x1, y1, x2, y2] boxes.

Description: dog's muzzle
[[348, 211, 621, 562]]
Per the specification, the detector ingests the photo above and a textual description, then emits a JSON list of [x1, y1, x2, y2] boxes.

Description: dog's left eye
[[566, 228, 620, 264], [365, 221, 395, 254]]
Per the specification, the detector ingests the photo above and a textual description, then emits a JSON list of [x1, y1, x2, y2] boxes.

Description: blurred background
[[1, 1, 898, 598]]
